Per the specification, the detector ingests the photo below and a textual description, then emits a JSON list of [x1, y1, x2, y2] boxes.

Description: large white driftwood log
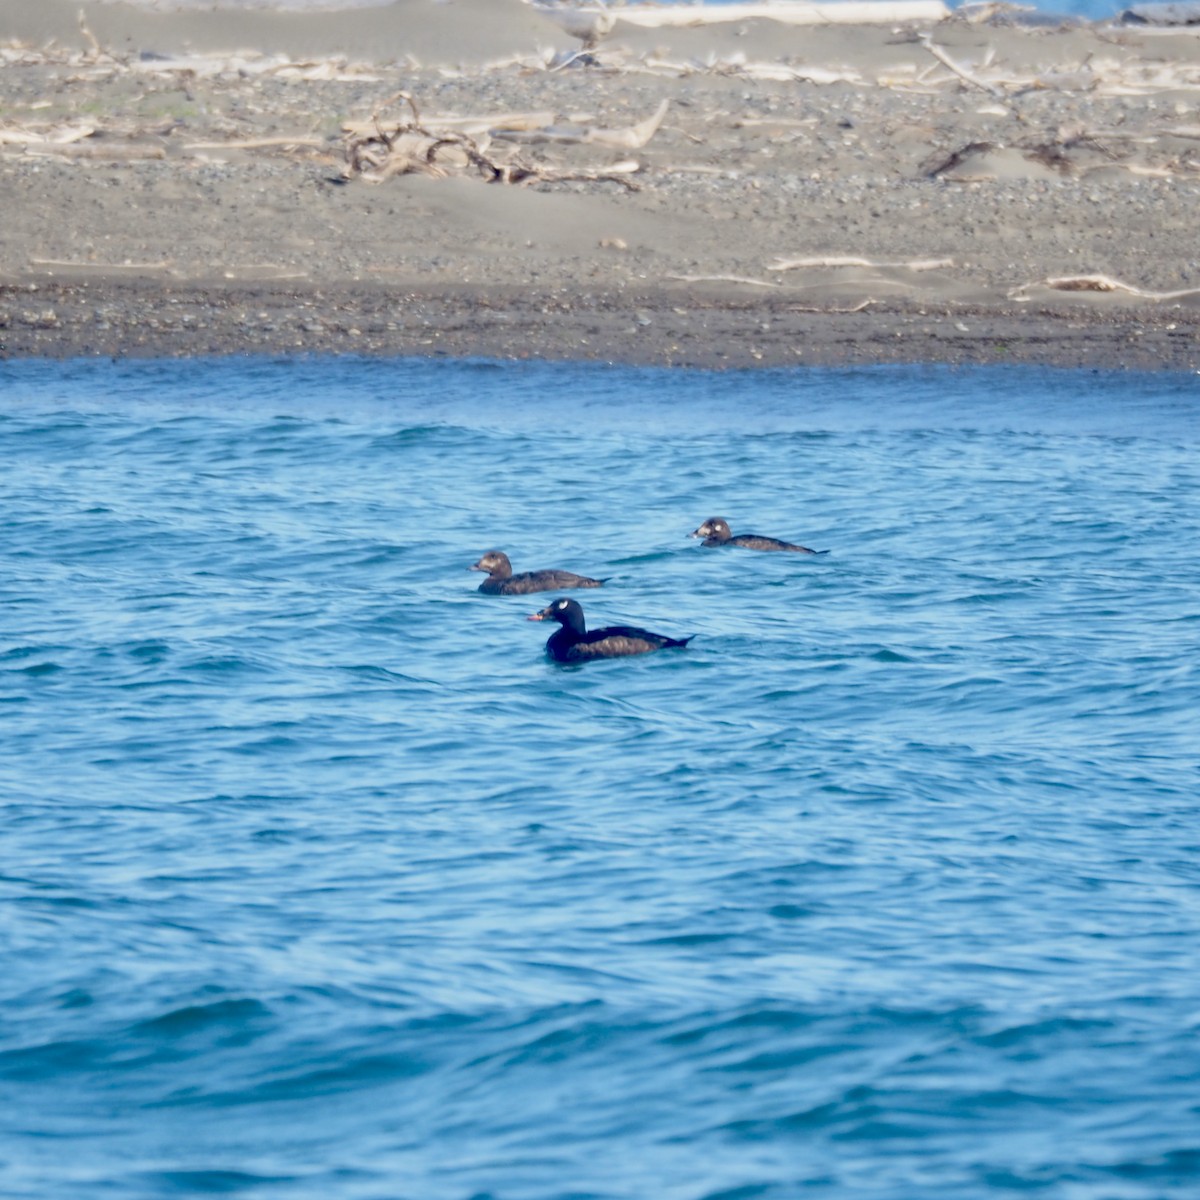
[[535, 2, 950, 29]]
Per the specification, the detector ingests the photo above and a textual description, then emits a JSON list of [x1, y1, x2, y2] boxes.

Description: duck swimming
[[528, 598, 694, 663], [471, 550, 606, 595], [690, 517, 827, 554]]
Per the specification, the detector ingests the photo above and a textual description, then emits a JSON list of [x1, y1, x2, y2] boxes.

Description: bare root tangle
[[342, 93, 649, 189]]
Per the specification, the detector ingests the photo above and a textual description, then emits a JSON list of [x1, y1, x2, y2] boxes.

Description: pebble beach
[[3, 0, 1200, 368]]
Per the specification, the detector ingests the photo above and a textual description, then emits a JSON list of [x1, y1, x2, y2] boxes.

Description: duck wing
[[497, 569, 606, 594], [562, 625, 693, 660], [730, 534, 825, 553]]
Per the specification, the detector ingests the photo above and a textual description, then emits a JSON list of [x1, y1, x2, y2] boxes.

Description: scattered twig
[[925, 141, 996, 177], [917, 33, 1007, 98], [77, 11, 103, 61]]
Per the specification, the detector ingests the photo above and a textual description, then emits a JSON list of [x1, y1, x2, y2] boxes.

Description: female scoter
[[528, 598, 693, 663], [690, 517, 827, 554], [470, 550, 606, 595]]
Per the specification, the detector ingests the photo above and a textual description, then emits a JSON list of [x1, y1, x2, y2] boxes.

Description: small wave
[[0, 1037, 104, 1081], [1106, 1147, 1200, 1182], [132, 1169, 300, 1194], [7, 659, 64, 677], [228, 1052, 434, 1104], [368, 425, 477, 448], [867, 648, 914, 663], [972, 1015, 1114, 1049], [131, 997, 273, 1038]]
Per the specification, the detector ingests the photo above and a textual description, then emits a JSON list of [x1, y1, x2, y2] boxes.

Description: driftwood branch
[[586, 100, 669, 149], [183, 137, 326, 151], [78, 11, 104, 60], [668, 273, 781, 288], [24, 142, 166, 160], [30, 258, 172, 271], [768, 255, 954, 272], [1009, 274, 1200, 302], [917, 33, 1007, 98], [0, 122, 95, 145], [788, 299, 875, 313]]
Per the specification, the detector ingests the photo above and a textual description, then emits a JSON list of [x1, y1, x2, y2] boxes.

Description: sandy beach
[[3, 0, 1200, 369]]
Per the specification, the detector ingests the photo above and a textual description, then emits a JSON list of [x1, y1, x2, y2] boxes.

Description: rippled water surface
[[3, 358, 1199, 1199]]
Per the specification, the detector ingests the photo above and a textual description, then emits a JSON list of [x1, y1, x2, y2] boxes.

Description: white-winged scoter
[[471, 550, 606, 595], [528, 598, 693, 663], [690, 517, 827, 554]]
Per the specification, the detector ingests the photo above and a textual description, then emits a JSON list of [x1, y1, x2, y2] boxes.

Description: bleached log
[[587, 2, 949, 27], [789, 298, 875, 312], [23, 142, 166, 159], [0, 123, 95, 145], [1009, 274, 1200, 301], [769, 255, 954, 271], [30, 258, 172, 271], [183, 137, 326, 151], [668, 274, 781, 288]]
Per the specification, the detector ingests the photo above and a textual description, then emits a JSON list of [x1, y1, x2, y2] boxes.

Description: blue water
[[2, 358, 1199, 1200]]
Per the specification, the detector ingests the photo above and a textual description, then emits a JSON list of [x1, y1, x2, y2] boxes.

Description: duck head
[[528, 597, 586, 633]]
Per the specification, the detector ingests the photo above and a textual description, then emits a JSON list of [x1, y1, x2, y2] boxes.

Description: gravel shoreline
[[4, 0, 1200, 370], [5, 279, 1199, 370]]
